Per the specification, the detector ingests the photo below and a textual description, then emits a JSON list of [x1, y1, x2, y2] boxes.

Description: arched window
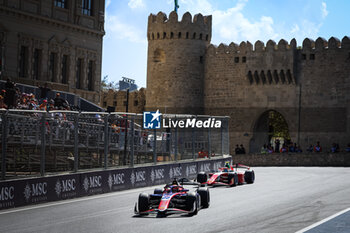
[[178, 32, 182, 39]]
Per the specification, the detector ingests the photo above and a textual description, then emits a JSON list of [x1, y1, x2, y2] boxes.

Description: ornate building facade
[[0, 0, 105, 104]]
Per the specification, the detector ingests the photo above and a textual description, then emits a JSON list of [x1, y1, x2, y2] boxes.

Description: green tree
[[101, 75, 118, 91]]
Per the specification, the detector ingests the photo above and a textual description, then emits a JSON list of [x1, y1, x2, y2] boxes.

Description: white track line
[[0, 185, 158, 215], [295, 207, 350, 233]]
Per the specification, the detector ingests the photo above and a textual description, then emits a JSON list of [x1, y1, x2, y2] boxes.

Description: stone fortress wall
[[146, 11, 350, 154]]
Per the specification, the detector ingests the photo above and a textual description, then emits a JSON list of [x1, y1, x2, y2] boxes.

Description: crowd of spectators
[[259, 140, 350, 154], [0, 79, 79, 111], [259, 139, 303, 154], [307, 142, 350, 153]]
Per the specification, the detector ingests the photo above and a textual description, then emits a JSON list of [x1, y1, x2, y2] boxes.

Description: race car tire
[[228, 173, 238, 187], [197, 187, 210, 208], [197, 172, 208, 184], [186, 192, 198, 215], [138, 193, 150, 213], [244, 170, 255, 184], [153, 188, 163, 194]]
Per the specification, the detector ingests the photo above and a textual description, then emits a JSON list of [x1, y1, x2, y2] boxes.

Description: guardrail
[[0, 109, 230, 180]]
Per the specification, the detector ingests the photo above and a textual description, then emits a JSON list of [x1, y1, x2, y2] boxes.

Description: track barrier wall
[[0, 157, 231, 210]]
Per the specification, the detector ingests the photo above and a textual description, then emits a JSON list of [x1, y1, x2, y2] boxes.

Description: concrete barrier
[[232, 153, 350, 167], [0, 157, 231, 210]]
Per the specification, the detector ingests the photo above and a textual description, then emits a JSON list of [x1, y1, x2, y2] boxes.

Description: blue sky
[[102, 0, 350, 88]]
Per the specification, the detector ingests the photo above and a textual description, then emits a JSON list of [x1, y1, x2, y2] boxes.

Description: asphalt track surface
[[1, 167, 350, 233]]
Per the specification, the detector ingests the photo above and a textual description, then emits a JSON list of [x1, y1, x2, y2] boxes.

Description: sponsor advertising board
[[0, 157, 231, 210]]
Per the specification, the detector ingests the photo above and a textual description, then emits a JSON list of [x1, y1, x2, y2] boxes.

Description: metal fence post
[[74, 113, 79, 172], [221, 118, 225, 156], [123, 115, 128, 166], [104, 114, 109, 169], [40, 112, 46, 176], [192, 117, 195, 160], [153, 128, 157, 164], [174, 118, 178, 162], [208, 125, 211, 159], [1, 111, 8, 180], [130, 115, 135, 167]]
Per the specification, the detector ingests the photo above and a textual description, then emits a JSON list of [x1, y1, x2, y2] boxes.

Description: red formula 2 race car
[[134, 178, 210, 217], [197, 163, 255, 187]]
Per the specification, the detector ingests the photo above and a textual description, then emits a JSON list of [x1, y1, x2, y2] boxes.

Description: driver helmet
[[172, 178, 179, 186]]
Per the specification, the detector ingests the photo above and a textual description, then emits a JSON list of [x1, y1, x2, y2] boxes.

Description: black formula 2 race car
[[197, 163, 255, 187], [134, 178, 210, 217]]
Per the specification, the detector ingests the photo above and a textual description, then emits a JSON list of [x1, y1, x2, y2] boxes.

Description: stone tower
[[146, 11, 212, 114]]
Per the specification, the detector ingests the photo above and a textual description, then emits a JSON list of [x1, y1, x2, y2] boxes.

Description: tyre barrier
[[0, 157, 231, 210]]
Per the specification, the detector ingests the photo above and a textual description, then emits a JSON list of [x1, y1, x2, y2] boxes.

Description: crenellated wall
[[146, 11, 350, 155], [147, 11, 212, 42]]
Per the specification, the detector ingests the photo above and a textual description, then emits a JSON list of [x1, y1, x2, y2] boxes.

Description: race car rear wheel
[[186, 192, 198, 215], [153, 188, 163, 194], [138, 193, 150, 213], [244, 170, 255, 184], [228, 173, 238, 187], [197, 172, 207, 184], [197, 187, 210, 208]]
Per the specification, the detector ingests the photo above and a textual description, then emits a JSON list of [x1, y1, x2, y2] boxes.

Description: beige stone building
[[0, 0, 105, 104], [100, 88, 146, 113], [146, 11, 350, 153]]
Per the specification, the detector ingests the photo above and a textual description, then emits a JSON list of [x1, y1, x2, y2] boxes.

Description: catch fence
[[0, 109, 229, 179]]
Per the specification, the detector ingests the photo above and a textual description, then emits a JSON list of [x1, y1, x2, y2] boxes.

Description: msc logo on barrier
[[55, 178, 76, 198], [108, 172, 125, 190], [83, 176, 102, 194], [23, 182, 47, 203], [143, 110, 161, 129]]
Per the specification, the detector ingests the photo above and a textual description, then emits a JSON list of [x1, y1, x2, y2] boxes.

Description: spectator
[[267, 144, 274, 153], [314, 141, 322, 152], [307, 144, 313, 153], [289, 142, 295, 153], [346, 143, 350, 153], [260, 144, 268, 154], [4, 78, 16, 108], [0, 95, 6, 108], [331, 143, 340, 153], [47, 99, 55, 111], [4, 78, 14, 89], [275, 139, 280, 153], [240, 144, 246, 154], [54, 93, 66, 109], [38, 83, 51, 101], [280, 143, 288, 153], [38, 99, 48, 111], [235, 144, 241, 155], [295, 144, 303, 153]]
